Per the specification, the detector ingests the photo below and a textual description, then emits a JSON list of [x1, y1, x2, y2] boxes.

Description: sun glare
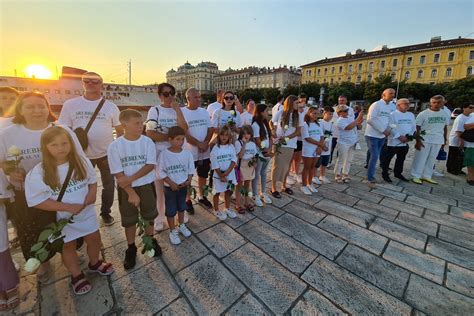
[[25, 64, 53, 79]]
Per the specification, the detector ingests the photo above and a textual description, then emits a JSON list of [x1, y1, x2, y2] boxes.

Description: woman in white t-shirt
[[145, 83, 188, 232], [211, 91, 243, 141]]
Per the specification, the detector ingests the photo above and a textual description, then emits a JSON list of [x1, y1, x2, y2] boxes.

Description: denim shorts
[[164, 186, 187, 217]]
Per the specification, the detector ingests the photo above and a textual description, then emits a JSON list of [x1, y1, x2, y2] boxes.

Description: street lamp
[[319, 86, 325, 107]]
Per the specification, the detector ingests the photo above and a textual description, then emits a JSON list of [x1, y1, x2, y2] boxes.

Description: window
[[65, 90, 71, 95], [391, 73, 396, 81], [331, 67, 335, 74], [324, 68, 328, 75], [467, 66, 472, 76], [445, 68, 452, 77], [448, 52, 455, 61], [348, 64, 353, 72], [404, 71, 411, 80], [347, 76, 351, 82], [407, 57, 412, 66], [367, 74, 372, 82], [330, 78, 334, 84], [339, 66, 343, 73], [369, 62, 374, 71], [420, 55, 426, 64], [317, 69, 321, 76], [381, 60, 386, 68], [431, 69, 438, 78], [338, 77, 342, 81], [358, 63, 362, 71], [434, 54, 440, 63], [356, 75, 361, 83], [393, 59, 398, 67], [470, 51, 474, 59], [55, 89, 60, 94]]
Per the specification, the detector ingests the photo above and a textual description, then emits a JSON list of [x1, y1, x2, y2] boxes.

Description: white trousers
[[411, 143, 442, 179], [334, 143, 355, 176]]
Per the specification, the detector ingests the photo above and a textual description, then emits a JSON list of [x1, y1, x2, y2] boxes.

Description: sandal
[[5, 287, 19, 310], [335, 175, 343, 183], [284, 188, 294, 195], [271, 191, 282, 199], [342, 176, 351, 183], [245, 204, 255, 212], [71, 273, 91, 296], [236, 206, 246, 214], [88, 260, 114, 276]]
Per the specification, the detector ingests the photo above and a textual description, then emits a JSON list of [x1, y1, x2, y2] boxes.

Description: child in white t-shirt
[[235, 125, 258, 213], [26, 126, 114, 296], [316, 107, 335, 184], [210, 125, 238, 220], [108, 110, 161, 270], [158, 126, 194, 245]]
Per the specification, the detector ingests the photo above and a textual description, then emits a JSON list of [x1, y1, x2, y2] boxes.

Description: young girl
[[25, 126, 114, 295], [235, 125, 258, 213], [210, 125, 238, 220], [251, 104, 273, 206], [316, 106, 335, 184], [301, 107, 325, 195]]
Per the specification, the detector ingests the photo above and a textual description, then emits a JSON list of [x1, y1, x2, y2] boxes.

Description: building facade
[[301, 37, 474, 85], [249, 66, 301, 91], [166, 61, 220, 95], [214, 67, 258, 91]]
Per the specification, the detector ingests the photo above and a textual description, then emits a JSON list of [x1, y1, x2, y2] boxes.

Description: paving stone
[[157, 297, 195, 316], [284, 200, 327, 225], [354, 199, 400, 221], [40, 251, 89, 286], [156, 234, 209, 274], [346, 180, 372, 192], [316, 188, 360, 206], [197, 223, 245, 258], [374, 182, 405, 192], [432, 188, 474, 204], [100, 221, 131, 249], [424, 209, 474, 233], [238, 218, 317, 273], [426, 237, 474, 269], [345, 187, 383, 203], [7, 275, 38, 315], [314, 199, 375, 227], [399, 180, 433, 193], [446, 263, 474, 298], [370, 217, 427, 250], [290, 187, 324, 205], [336, 245, 410, 298], [381, 197, 424, 217], [438, 225, 474, 251], [318, 215, 387, 255], [225, 293, 272, 315], [186, 205, 220, 233], [252, 204, 285, 222], [317, 182, 348, 192], [409, 190, 457, 206], [272, 213, 346, 260], [371, 187, 407, 201], [176, 255, 246, 315], [301, 257, 411, 315], [224, 210, 255, 229], [450, 206, 474, 222], [42, 272, 113, 315], [458, 199, 474, 210], [395, 212, 438, 236], [291, 289, 348, 316], [383, 241, 445, 284], [406, 195, 449, 213], [223, 243, 306, 315], [405, 274, 474, 315], [269, 192, 293, 208]]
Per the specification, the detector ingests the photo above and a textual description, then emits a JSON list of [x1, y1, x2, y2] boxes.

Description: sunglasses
[[82, 79, 102, 84], [161, 91, 175, 97], [224, 96, 234, 101]]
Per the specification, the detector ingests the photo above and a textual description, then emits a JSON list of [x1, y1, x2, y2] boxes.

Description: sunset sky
[[1, 0, 473, 85]]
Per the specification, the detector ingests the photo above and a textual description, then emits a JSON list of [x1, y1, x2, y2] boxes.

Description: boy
[[158, 126, 194, 245], [317, 106, 335, 183], [0, 87, 19, 129], [108, 109, 161, 269]]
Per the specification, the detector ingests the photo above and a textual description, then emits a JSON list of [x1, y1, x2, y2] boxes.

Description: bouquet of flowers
[[226, 110, 237, 128], [239, 186, 253, 197], [137, 216, 156, 258]]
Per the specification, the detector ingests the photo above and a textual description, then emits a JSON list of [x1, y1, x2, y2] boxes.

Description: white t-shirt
[[449, 113, 471, 147], [271, 110, 304, 149], [0, 174, 13, 252], [182, 107, 212, 161], [271, 103, 283, 121], [364, 99, 392, 139], [297, 106, 309, 141], [210, 144, 237, 193], [25, 159, 98, 243], [442, 106, 452, 126], [241, 111, 253, 126], [0, 117, 13, 130], [211, 108, 242, 129], [58, 96, 120, 159], [332, 106, 355, 138], [336, 117, 358, 145], [415, 109, 449, 145], [158, 149, 195, 186], [319, 119, 333, 156], [463, 115, 474, 148], [234, 140, 258, 160], [251, 122, 271, 150], [301, 122, 323, 158], [146, 105, 181, 153], [388, 110, 416, 147], [107, 135, 156, 187], [207, 101, 222, 118]]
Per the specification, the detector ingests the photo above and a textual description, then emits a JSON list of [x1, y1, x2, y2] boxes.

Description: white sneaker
[[296, 174, 303, 184], [286, 177, 296, 185], [433, 170, 444, 177], [169, 229, 181, 245], [312, 177, 321, 185], [308, 184, 319, 193], [301, 186, 312, 195], [225, 208, 238, 219], [178, 223, 192, 238], [319, 176, 331, 184], [214, 211, 227, 221], [254, 196, 264, 207], [261, 193, 272, 204]]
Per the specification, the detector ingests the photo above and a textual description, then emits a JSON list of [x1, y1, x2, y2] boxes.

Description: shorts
[[164, 186, 187, 217], [295, 140, 303, 152], [316, 155, 330, 168], [194, 158, 211, 178], [118, 183, 157, 228]]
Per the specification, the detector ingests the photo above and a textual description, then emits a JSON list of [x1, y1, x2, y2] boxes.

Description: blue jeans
[[252, 157, 270, 195], [365, 136, 386, 181]]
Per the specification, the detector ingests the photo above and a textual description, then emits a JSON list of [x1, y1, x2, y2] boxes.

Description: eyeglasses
[[161, 91, 175, 97], [82, 79, 102, 84], [224, 96, 234, 101]]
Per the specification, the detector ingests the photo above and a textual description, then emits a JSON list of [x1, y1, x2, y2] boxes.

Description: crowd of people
[[0, 72, 472, 308]]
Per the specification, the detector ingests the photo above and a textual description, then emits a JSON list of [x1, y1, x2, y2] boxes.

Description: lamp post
[[319, 86, 325, 107]]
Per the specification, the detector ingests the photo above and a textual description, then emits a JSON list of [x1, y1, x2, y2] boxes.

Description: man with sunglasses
[[58, 72, 122, 226]]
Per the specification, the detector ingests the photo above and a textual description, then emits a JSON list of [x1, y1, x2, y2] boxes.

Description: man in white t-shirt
[[271, 95, 284, 124], [207, 90, 224, 118], [58, 72, 123, 226], [330, 95, 354, 164], [447, 103, 473, 175], [432, 99, 453, 176], [241, 99, 256, 126]]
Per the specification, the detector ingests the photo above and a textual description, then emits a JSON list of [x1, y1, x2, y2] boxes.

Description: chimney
[[346, 52, 351, 56], [430, 36, 441, 43], [382, 45, 388, 50]]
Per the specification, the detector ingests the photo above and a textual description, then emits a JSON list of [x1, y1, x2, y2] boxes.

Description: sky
[[1, 0, 473, 85]]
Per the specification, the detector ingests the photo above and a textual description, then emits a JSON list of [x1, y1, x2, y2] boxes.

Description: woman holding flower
[[211, 91, 243, 140]]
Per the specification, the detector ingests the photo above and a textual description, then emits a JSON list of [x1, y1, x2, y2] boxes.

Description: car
[[451, 108, 462, 119]]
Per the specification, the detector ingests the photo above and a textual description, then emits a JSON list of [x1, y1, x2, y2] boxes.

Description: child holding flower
[[235, 125, 258, 213]]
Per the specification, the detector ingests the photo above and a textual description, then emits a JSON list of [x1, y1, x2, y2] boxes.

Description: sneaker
[[225, 208, 238, 219], [296, 174, 303, 184], [169, 229, 181, 245], [432, 170, 444, 177], [198, 196, 213, 208], [178, 224, 192, 238], [261, 193, 272, 204], [411, 178, 423, 185], [186, 200, 195, 215], [319, 176, 331, 184], [214, 211, 227, 221], [123, 245, 137, 270], [254, 196, 264, 207], [308, 184, 318, 193], [421, 178, 439, 184], [101, 214, 115, 226], [300, 186, 312, 195], [312, 177, 321, 185], [286, 177, 297, 185]]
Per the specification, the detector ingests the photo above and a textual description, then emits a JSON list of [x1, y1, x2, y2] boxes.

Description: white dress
[[210, 144, 237, 193]]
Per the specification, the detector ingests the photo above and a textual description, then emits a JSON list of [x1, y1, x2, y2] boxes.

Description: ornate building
[[166, 61, 220, 95], [214, 67, 258, 91], [249, 66, 301, 91]]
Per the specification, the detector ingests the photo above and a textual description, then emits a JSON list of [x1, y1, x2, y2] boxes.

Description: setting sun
[[24, 64, 53, 79]]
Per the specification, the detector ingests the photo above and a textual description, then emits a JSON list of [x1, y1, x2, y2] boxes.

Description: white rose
[[248, 192, 253, 198], [8, 146, 21, 156], [145, 120, 158, 130], [284, 125, 289, 129], [261, 140, 268, 148], [390, 124, 397, 129], [230, 110, 236, 116], [285, 137, 290, 143], [24, 258, 41, 273], [145, 249, 155, 258]]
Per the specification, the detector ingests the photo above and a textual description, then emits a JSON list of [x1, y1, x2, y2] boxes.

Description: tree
[[363, 74, 398, 103], [262, 88, 281, 105], [236, 88, 264, 104], [445, 77, 474, 107], [283, 85, 300, 97]]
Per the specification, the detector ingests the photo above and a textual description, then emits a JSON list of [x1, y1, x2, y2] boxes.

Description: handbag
[[460, 129, 474, 142], [436, 148, 447, 161], [74, 98, 106, 150]]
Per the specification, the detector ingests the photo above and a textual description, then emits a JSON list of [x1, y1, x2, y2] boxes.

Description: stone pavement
[[5, 141, 474, 315]]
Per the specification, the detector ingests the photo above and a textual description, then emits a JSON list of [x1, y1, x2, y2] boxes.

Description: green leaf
[[38, 251, 49, 262], [38, 229, 54, 242], [30, 242, 44, 253]]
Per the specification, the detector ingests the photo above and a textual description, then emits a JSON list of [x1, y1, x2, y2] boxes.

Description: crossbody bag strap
[[57, 164, 74, 202], [84, 98, 106, 133]]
